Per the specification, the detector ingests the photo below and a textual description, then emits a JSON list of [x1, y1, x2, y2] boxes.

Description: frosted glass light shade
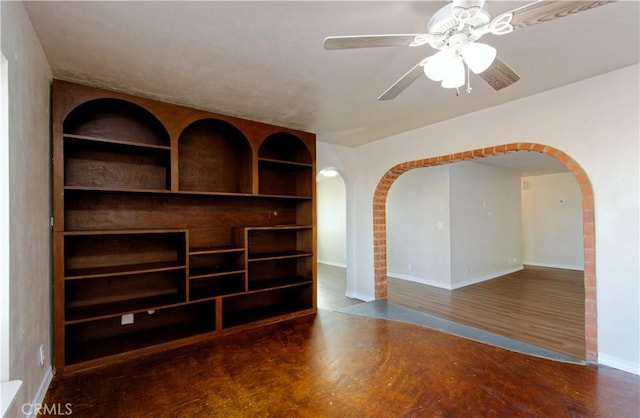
[[441, 56, 465, 88], [423, 49, 454, 82], [461, 42, 496, 74]]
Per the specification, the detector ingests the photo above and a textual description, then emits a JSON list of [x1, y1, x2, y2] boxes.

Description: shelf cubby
[[63, 98, 170, 147], [64, 136, 171, 191], [189, 249, 245, 279], [258, 133, 312, 197], [65, 300, 216, 365], [63, 230, 187, 279], [248, 257, 312, 291], [189, 273, 246, 301], [258, 159, 312, 198], [63, 193, 302, 232], [258, 133, 312, 164], [221, 284, 313, 329], [246, 226, 313, 260], [178, 119, 251, 194], [64, 269, 187, 322], [62, 98, 171, 192]]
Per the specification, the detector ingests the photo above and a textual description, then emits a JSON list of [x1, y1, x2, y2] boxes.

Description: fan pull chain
[[466, 64, 472, 94]]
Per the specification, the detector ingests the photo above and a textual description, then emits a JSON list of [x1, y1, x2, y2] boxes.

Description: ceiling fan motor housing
[[428, 1, 491, 49]]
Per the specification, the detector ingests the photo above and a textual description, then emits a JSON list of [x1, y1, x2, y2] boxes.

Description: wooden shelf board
[[246, 225, 312, 231], [63, 228, 187, 236], [256, 193, 313, 200], [64, 133, 171, 150], [258, 157, 313, 168], [176, 190, 253, 198], [188, 268, 245, 280], [65, 294, 185, 323], [189, 247, 244, 255], [64, 185, 172, 194], [248, 276, 313, 292], [64, 262, 186, 280], [248, 251, 313, 262], [64, 186, 312, 200]]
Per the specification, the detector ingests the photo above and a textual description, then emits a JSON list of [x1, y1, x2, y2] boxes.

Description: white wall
[[1, 2, 53, 416], [317, 64, 640, 374], [316, 143, 365, 299], [387, 166, 451, 287], [317, 173, 347, 267], [449, 162, 523, 287], [521, 173, 584, 270], [387, 162, 522, 289]]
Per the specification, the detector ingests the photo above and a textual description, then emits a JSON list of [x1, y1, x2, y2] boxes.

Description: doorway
[[316, 168, 354, 310], [372, 143, 597, 363]]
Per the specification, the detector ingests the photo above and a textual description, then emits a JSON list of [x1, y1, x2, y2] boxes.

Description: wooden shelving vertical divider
[[51, 80, 317, 373]]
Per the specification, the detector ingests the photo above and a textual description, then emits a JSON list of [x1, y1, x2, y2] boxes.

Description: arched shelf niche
[[63, 98, 171, 191], [258, 132, 312, 164], [178, 119, 252, 194], [64, 98, 170, 146], [258, 133, 312, 198]]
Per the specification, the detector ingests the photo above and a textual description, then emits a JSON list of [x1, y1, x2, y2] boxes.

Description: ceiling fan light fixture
[[461, 42, 497, 74], [423, 49, 453, 82], [441, 55, 466, 88]]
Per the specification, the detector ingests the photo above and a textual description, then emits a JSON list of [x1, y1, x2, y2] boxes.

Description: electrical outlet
[[407, 263, 412, 271], [39, 344, 45, 366], [121, 313, 134, 325]]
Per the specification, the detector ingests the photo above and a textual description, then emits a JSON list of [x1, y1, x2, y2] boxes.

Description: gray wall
[[387, 166, 451, 286], [449, 162, 523, 286], [1, 1, 53, 416], [521, 172, 583, 269], [387, 161, 522, 289]]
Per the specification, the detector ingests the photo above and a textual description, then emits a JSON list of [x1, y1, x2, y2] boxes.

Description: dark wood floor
[[387, 265, 585, 359], [41, 265, 637, 417], [41, 309, 638, 417]]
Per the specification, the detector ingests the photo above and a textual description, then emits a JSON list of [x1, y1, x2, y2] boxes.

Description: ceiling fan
[[324, 0, 613, 100]]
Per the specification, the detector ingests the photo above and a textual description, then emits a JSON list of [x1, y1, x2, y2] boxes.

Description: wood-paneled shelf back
[[52, 80, 317, 373]]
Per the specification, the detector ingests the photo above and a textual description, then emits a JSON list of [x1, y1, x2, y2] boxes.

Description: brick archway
[[372, 143, 597, 363]]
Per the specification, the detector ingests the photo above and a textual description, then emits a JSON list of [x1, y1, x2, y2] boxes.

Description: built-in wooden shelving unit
[[52, 80, 316, 373]]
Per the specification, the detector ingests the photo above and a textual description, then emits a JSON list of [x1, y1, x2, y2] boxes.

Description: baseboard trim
[[345, 291, 374, 302], [387, 273, 450, 290], [598, 353, 639, 375], [389, 266, 526, 290], [451, 266, 524, 290], [25, 366, 53, 418], [318, 260, 347, 268], [523, 261, 583, 271]]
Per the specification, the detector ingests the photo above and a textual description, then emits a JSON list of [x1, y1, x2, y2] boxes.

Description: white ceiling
[[25, 0, 639, 153]]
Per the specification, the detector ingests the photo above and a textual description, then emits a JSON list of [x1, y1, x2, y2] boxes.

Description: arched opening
[[372, 143, 597, 363], [316, 168, 354, 310]]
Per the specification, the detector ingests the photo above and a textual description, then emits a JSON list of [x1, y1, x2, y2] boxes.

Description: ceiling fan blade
[[377, 61, 426, 101], [504, 0, 614, 30], [324, 34, 435, 50], [478, 57, 520, 90]]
